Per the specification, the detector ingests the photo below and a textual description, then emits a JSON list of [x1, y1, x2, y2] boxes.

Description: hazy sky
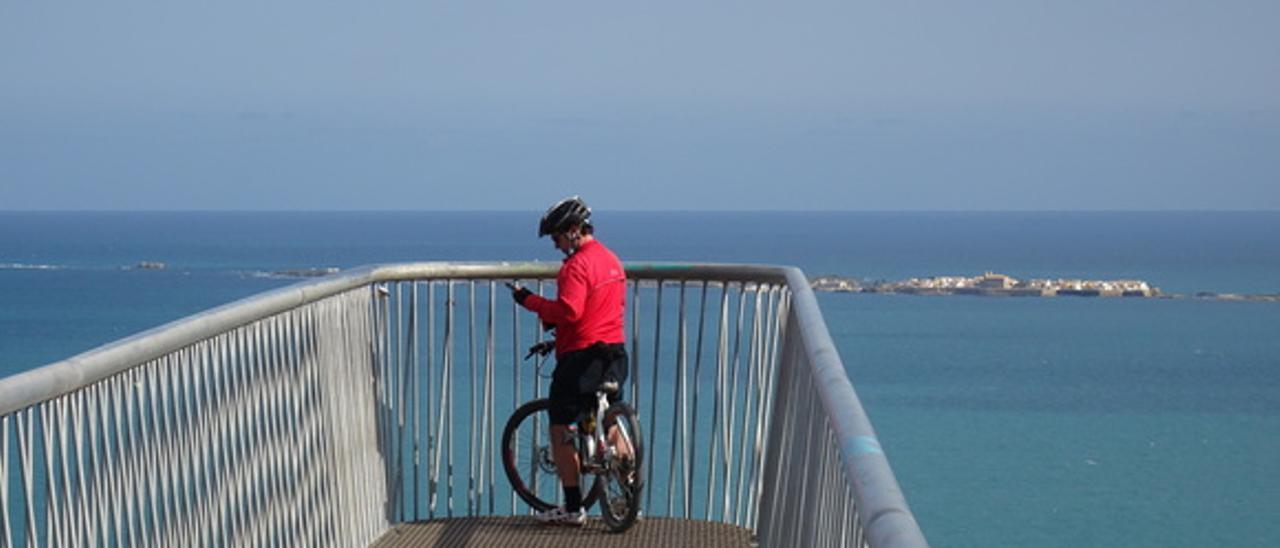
[[2, 1, 1277, 210]]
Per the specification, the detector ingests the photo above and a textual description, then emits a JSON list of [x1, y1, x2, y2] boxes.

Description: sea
[[2, 211, 1278, 547]]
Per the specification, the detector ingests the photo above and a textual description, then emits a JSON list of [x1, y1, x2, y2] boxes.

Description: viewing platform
[[372, 517, 753, 547]]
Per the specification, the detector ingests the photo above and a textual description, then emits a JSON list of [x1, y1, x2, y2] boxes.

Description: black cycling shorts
[[548, 342, 629, 425]]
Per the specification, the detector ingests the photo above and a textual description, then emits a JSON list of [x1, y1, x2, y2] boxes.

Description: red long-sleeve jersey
[[522, 239, 626, 356]]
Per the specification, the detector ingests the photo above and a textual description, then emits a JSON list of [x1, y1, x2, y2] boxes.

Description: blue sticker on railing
[[847, 436, 883, 456]]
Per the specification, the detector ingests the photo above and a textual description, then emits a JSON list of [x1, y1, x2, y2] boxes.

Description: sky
[[1, 1, 1277, 211]]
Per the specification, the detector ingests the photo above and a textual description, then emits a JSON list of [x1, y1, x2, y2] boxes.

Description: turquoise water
[[2, 211, 1279, 545], [826, 294, 1280, 546]]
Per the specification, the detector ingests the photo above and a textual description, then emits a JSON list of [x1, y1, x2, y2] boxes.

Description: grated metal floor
[[371, 517, 755, 547]]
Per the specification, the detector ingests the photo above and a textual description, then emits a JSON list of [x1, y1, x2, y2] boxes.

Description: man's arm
[[523, 262, 588, 324]]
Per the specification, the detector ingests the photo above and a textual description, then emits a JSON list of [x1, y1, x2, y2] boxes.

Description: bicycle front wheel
[[599, 402, 644, 532], [501, 398, 601, 512]]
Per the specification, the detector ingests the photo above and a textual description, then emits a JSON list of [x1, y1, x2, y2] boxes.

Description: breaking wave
[[0, 263, 66, 271]]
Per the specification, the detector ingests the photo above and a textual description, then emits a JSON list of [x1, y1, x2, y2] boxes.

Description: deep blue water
[[2, 211, 1279, 546]]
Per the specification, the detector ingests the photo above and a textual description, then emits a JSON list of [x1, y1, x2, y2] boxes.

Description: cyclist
[[511, 195, 630, 526]]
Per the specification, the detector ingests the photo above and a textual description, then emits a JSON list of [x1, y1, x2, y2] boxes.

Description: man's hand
[[509, 283, 533, 306], [524, 340, 555, 360]]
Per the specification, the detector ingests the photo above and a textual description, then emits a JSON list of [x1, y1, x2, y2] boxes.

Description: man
[[511, 195, 629, 526]]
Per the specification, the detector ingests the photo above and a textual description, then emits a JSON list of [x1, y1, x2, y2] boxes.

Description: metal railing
[[0, 262, 927, 548]]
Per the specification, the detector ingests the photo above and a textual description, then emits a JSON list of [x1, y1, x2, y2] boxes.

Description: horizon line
[[3, 208, 1280, 214]]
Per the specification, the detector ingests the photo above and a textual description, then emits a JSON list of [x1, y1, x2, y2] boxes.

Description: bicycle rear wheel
[[501, 398, 601, 512], [598, 402, 644, 532]]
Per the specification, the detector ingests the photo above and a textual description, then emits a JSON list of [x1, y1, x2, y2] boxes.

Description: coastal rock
[[271, 267, 341, 278], [812, 272, 1163, 298]]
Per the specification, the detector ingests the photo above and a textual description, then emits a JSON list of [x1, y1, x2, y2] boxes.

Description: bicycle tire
[[598, 401, 644, 532], [501, 398, 602, 512]]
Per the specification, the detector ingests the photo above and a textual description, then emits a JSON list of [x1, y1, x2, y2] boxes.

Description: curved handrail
[[0, 262, 788, 417], [783, 269, 929, 547], [0, 261, 925, 547]]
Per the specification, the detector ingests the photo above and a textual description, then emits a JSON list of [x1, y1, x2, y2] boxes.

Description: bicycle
[[501, 341, 645, 532]]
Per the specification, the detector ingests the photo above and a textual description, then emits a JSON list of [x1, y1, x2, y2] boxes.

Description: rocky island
[[812, 272, 1159, 297], [812, 272, 1280, 302]]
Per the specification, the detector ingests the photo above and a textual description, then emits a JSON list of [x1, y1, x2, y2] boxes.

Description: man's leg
[[550, 423, 582, 509], [607, 423, 633, 461]]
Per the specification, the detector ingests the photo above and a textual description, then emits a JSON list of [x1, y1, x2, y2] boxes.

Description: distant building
[[977, 272, 1016, 289]]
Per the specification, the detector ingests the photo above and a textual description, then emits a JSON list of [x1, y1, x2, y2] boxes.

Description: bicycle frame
[[575, 389, 617, 475]]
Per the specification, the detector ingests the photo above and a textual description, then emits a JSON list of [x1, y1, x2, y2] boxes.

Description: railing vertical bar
[[298, 306, 317, 544], [151, 359, 172, 547], [207, 336, 230, 548], [87, 379, 108, 546], [446, 281, 455, 517], [366, 288, 389, 542], [217, 333, 236, 547], [257, 321, 275, 547], [56, 398, 72, 548], [706, 281, 730, 521], [723, 284, 747, 522], [265, 318, 284, 546], [176, 345, 195, 542], [645, 280, 662, 511], [262, 319, 280, 546], [267, 317, 288, 547], [467, 280, 478, 516], [147, 361, 162, 548], [172, 345, 188, 547], [285, 310, 307, 545], [282, 313, 300, 545], [324, 297, 344, 544], [688, 280, 708, 516], [1, 414, 9, 548], [189, 342, 210, 547], [55, 397, 75, 548], [238, 326, 257, 545], [177, 343, 194, 542], [242, 326, 258, 548], [245, 331, 259, 546], [732, 285, 762, 526], [39, 401, 59, 548], [99, 379, 116, 547], [17, 408, 36, 548], [758, 319, 795, 546], [531, 279, 546, 506], [411, 281, 421, 521], [376, 285, 391, 526], [510, 280, 521, 515], [426, 281, 437, 518], [757, 288, 790, 530], [394, 282, 406, 523], [793, 365, 818, 548], [338, 294, 358, 544], [231, 327, 250, 546], [748, 286, 780, 527], [122, 367, 141, 548], [259, 319, 277, 548], [666, 281, 686, 516], [111, 373, 127, 547], [307, 302, 337, 546], [282, 318, 298, 545], [485, 280, 497, 514], [629, 280, 641, 416], [310, 303, 338, 546]]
